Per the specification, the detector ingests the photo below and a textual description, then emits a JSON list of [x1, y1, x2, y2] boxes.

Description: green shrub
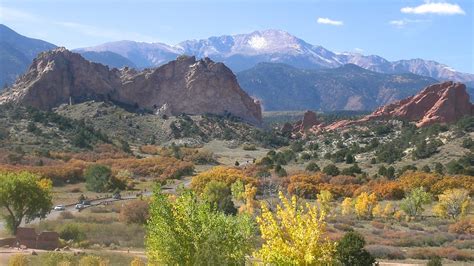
[[306, 162, 320, 172], [202, 181, 237, 215], [59, 223, 86, 242], [335, 231, 376, 266], [84, 164, 112, 192], [323, 164, 340, 176]]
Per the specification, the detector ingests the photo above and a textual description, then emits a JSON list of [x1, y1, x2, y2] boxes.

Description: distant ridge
[[77, 29, 474, 84], [236, 62, 438, 111]]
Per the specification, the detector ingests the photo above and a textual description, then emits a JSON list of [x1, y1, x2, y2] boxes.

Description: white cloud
[[390, 20, 407, 27], [401, 2, 465, 15], [354, 48, 364, 53], [0, 6, 41, 23], [389, 18, 429, 28], [0, 7, 160, 45], [317, 17, 343, 26]]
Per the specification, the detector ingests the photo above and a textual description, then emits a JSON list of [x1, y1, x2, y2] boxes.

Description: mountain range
[[0, 24, 56, 87], [0, 24, 473, 114], [236, 63, 438, 111], [75, 29, 474, 85]]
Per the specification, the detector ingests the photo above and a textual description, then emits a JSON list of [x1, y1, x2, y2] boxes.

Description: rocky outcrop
[[295, 111, 321, 131], [0, 48, 262, 124], [282, 110, 325, 136], [323, 81, 473, 130], [361, 81, 472, 127]]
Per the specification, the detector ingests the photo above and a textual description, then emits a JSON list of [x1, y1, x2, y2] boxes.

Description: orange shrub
[[139, 145, 160, 155], [398, 171, 441, 192], [286, 173, 329, 198], [318, 183, 360, 198], [119, 199, 150, 224], [431, 175, 474, 196], [191, 166, 258, 193], [448, 218, 474, 235], [97, 156, 194, 180], [355, 180, 404, 200]]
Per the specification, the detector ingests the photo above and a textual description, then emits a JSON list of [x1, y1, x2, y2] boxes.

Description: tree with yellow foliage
[[354, 192, 378, 219], [383, 202, 396, 218], [239, 184, 258, 214], [341, 197, 353, 216], [317, 190, 334, 217], [434, 188, 471, 220], [254, 192, 336, 265], [372, 203, 383, 218], [191, 166, 257, 193]]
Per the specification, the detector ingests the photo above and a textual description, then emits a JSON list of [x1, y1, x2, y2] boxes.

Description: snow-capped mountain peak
[[75, 29, 474, 83]]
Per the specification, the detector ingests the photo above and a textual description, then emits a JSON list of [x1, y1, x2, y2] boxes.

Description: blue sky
[[1, 0, 473, 73]]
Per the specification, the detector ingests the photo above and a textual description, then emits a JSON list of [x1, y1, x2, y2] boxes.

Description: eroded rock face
[[0, 48, 262, 124], [324, 81, 473, 130], [362, 81, 472, 127], [282, 110, 324, 136]]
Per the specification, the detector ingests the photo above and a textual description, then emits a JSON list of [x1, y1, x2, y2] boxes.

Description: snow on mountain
[[75, 29, 474, 83]]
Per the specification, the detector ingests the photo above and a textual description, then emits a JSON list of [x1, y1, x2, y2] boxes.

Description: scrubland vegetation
[[1, 109, 473, 265]]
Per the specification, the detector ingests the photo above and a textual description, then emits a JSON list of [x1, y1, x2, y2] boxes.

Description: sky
[[1, 0, 473, 73]]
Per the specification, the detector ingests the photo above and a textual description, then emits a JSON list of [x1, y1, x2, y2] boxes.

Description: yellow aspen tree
[[372, 203, 382, 218], [239, 184, 258, 214], [434, 189, 471, 219], [341, 197, 353, 216], [254, 191, 336, 265], [317, 190, 333, 217], [382, 202, 396, 218], [354, 192, 378, 219]]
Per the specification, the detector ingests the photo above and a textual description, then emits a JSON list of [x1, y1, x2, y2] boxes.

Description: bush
[[191, 166, 257, 194], [365, 245, 405, 260], [242, 143, 257, 151], [36, 252, 75, 266], [59, 223, 85, 242], [427, 256, 442, 266], [306, 162, 320, 172], [78, 255, 110, 266], [323, 164, 340, 176], [8, 254, 29, 266], [59, 211, 74, 220], [84, 164, 113, 192], [448, 218, 474, 234], [335, 231, 375, 266], [119, 199, 150, 224]]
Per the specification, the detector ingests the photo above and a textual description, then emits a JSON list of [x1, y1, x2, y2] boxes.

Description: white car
[[54, 205, 65, 211]]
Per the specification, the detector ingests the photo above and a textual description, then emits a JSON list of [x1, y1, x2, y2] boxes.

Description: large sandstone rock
[[324, 81, 473, 130], [0, 48, 262, 124], [362, 81, 473, 127]]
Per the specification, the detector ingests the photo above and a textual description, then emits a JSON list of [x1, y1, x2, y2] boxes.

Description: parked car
[[75, 203, 85, 210], [80, 200, 91, 205], [54, 205, 65, 211]]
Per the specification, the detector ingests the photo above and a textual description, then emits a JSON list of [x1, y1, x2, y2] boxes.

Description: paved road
[[0, 176, 192, 232]]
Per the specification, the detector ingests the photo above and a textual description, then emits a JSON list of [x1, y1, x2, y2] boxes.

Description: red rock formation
[[0, 48, 262, 124], [297, 111, 321, 131], [284, 110, 323, 135], [325, 81, 473, 130]]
